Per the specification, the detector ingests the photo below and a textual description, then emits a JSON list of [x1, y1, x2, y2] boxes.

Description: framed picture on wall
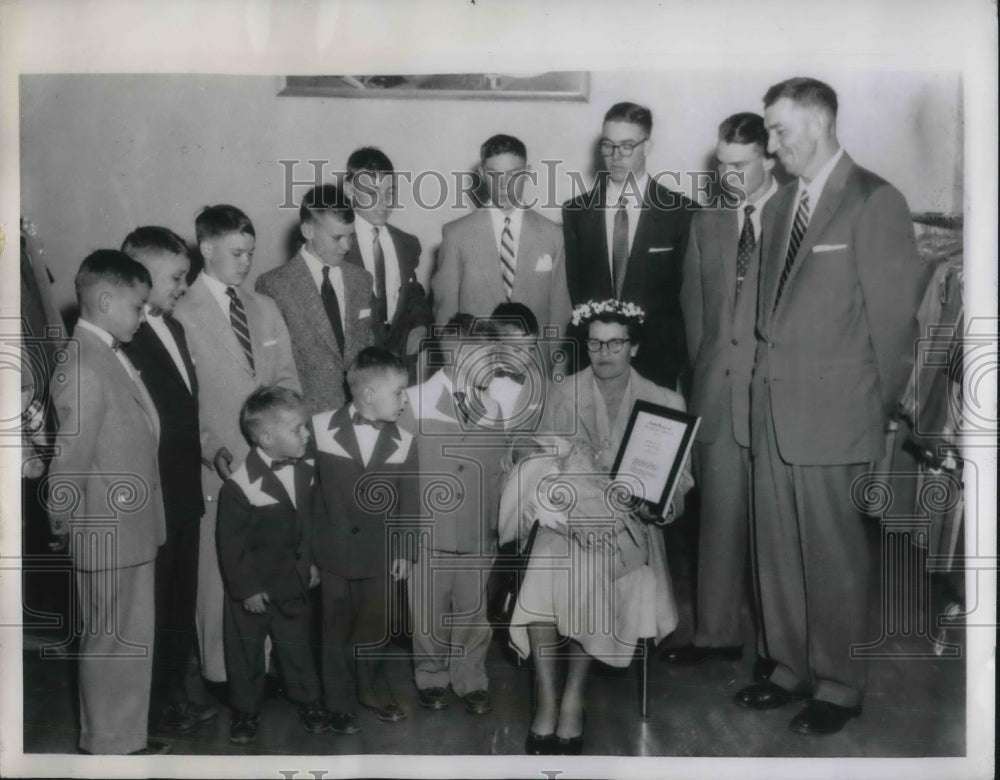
[[280, 71, 589, 101]]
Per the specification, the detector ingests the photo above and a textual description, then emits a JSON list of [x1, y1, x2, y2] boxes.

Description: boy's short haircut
[[480, 134, 527, 164], [74, 249, 152, 300], [347, 346, 407, 393], [239, 385, 306, 446], [195, 204, 256, 245], [604, 101, 653, 134], [490, 301, 539, 337], [345, 147, 395, 181], [299, 183, 355, 226], [121, 226, 189, 260]]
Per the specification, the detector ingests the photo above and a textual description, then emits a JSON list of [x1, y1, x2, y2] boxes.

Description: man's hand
[[632, 503, 659, 525], [308, 564, 321, 589], [243, 592, 270, 614], [390, 558, 411, 582], [213, 447, 234, 480], [405, 326, 428, 356]]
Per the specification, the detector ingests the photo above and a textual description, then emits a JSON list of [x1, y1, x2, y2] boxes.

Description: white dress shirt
[[348, 404, 379, 466], [604, 172, 648, 270], [489, 206, 524, 263], [300, 246, 346, 330], [199, 271, 238, 317], [256, 447, 296, 508], [353, 216, 401, 321], [145, 306, 193, 392], [799, 146, 845, 210]]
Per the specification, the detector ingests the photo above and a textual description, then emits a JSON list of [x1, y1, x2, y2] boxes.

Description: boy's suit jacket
[[311, 405, 420, 578], [48, 325, 166, 570], [216, 449, 315, 602], [399, 370, 506, 556], [432, 208, 571, 332], [122, 316, 204, 516], [343, 223, 432, 358], [173, 273, 300, 474], [562, 177, 698, 392], [256, 253, 375, 414], [680, 207, 760, 447], [754, 153, 924, 465]]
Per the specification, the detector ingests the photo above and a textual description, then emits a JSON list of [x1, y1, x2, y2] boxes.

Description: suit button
[[724, 369, 731, 376], [731, 338, 738, 346], [763, 377, 769, 385], [769, 342, 776, 348], [351, 527, 360, 535], [457, 464, 464, 472]]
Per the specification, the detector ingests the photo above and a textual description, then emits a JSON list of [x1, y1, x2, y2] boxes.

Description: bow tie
[[352, 412, 386, 430], [110, 337, 122, 353], [270, 457, 299, 471], [493, 368, 526, 384]]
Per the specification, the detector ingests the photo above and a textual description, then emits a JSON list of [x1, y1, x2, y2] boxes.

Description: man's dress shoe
[[418, 686, 449, 710], [789, 700, 862, 735], [661, 644, 742, 665], [734, 681, 808, 710]]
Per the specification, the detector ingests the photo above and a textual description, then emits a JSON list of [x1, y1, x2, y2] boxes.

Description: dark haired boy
[[217, 386, 328, 744], [257, 183, 375, 414], [431, 133, 570, 342], [48, 250, 169, 754], [174, 204, 300, 685], [343, 147, 432, 383], [121, 226, 218, 734], [313, 347, 420, 728]]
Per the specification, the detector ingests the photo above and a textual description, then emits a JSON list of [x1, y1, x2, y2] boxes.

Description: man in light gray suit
[[431, 134, 571, 341], [173, 205, 299, 685], [256, 183, 376, 415]]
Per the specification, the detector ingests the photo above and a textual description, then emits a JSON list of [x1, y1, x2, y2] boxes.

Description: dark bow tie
[[110, 337, 122, 352], [352, 412, 386, 430], [270, 457, 299, 471], [493, 368, 526, 384]]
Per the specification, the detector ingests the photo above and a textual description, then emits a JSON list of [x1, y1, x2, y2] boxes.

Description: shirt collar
[[488, 205, 524, 235], [353, 215, 384, 240], [747, 176, 778, 212], [301, 245, 339, 287], [75, 317, 116, 348], [144, 303, 162, 319], [255, 447, 273, 467], [799, 146, 844, 206]]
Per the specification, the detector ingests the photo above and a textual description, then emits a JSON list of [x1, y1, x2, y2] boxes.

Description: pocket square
[[648, 246, 674, 254], [262, 339, 277, 347], [359, 308, 371, 319], [813, 244, 848, 253], [534, 253, 553, 272]]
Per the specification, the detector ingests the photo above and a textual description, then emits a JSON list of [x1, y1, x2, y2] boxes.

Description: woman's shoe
[[524, 730, 557, 755], [555, 712, 585, 755]]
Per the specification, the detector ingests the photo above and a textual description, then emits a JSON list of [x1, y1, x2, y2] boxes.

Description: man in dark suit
[[562, 102, 698, 393], [734, 78, 924, 736], [256, 184, 375, 414], [668, 114, 778, 672], [343, 147, 432, 382], [121, 227, 218, 735]]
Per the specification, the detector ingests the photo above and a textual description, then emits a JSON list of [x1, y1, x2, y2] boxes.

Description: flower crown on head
[[570, 298, 646, 327]]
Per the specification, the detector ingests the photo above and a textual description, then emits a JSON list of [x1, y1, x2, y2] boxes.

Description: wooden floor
[[20, 522, 966, 759]]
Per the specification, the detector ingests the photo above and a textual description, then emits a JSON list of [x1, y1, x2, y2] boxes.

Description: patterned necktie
[[773, 190, 810, 310], [735, 203, 756, 299], [611, 196, 629, 297], [351, 411, 385, 430], [500, 216, 516, 300], [226, 287, 255, 372], [372, 226, 388, 326], [320, 265, 346, 355]]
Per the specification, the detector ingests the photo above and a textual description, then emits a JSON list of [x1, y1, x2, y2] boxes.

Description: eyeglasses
[[586, 338, 630, 354], [598, 138, 648, 158]]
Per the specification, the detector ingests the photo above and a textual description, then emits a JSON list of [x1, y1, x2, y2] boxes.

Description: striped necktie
[[226, 286, 255, 372], [611, 196, 629, 297], [500, 215, 516, 300], [773, 190, 810, 310], [372, 226, 388, 326]]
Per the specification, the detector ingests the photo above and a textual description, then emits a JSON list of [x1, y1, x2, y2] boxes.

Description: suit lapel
[[368, 423, 401, 468], [475, 209, 508, 304], [80, 328, 160, 439], [587, 179, 613, 294], [716, 209, 740, 314], [139, 320, 193, 398], [291, 254, 340, 355], [187, 277, 253, 377], [513, 210, 539, 294], [164, 315, 198, 397], [245, 449, 296, 512], [760, 184, 798, 327], [331, 408, 364, 466]]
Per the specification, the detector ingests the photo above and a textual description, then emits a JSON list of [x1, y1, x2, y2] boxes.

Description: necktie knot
[[322, 265, 332, 282], [744, 203, 755, 217], [226, 286, 238, 300], [352, 412, 385, 430], [270, 457, 298, 471], [110, 337, 121, 352]]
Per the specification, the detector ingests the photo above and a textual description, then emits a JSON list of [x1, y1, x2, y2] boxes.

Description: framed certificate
[[610, 400, 700, 517]]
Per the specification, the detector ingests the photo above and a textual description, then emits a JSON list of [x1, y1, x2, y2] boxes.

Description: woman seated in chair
[[499, 299, 693, 755]]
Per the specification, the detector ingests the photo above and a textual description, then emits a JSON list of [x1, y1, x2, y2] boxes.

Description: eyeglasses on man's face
[[598, 138, 647, 158], [586, 337, 630, 354]]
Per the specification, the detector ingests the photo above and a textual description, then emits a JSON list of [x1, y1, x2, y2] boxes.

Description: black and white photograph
[[1, 1, 995, 778]]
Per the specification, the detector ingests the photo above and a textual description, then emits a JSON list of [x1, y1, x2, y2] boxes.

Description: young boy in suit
[[47, 250, 169, 755], [173, 205, 300, 686], [313, 347, 420, 730], [217, 386, 328, 744], [120, 226, 218, 735]]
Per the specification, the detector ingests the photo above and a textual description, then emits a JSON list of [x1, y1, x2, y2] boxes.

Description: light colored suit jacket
[[681, 207, 760, 447], [432, 208, 571, 332], [754, 152, 925, 465], [256, 253, 375, 414], [173, 274, 300, 473], [48, 325, 165, 570]]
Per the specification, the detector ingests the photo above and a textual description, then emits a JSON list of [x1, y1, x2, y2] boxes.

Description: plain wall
[[19, 70, 962, 313]]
